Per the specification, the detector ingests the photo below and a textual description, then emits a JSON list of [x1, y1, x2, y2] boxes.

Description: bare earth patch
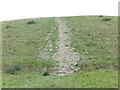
[[53, 18, 79, 76]]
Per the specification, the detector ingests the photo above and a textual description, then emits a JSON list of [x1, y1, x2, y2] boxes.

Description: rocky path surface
[[53, 18, 79, 76]]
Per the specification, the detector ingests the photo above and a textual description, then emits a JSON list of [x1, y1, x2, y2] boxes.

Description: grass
[[2, 70, 118, 88], [0, 22, 2, 89], [2, 16, 118, 88], [61, 16, 118, 70], [2, 17, 58, 72]]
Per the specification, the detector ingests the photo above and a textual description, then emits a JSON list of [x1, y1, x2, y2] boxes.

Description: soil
[[53, 18, 80, 76]]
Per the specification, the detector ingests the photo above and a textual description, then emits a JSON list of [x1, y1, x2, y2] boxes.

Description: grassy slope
[[2, 17, 58, 70], [3, 70, 118, 88], [62, 16, 118, 70], [2, 16, 118, 88]]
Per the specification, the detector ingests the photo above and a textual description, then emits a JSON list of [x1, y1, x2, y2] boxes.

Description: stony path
[[53, 18, 79, 76]]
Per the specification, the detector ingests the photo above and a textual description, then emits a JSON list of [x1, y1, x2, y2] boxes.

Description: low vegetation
[[2, 70, 118, 88], [61, 16, 118, 70], [2, 16, 118, 88], [2, 17, 58, 73]]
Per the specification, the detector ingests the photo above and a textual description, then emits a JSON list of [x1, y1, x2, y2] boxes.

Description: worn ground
[[53, 18, 79, 75]]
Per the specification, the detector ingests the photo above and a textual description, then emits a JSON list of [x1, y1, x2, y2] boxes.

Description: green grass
[[2, 16, 118, 88], [2, 70, 118, 88], [2, 17, 58, 71], [0, 22, 2, 89], [61, 16, 118, 70]]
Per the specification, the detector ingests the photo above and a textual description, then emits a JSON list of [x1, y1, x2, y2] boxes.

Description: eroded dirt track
[[53, 18, 79, 76]]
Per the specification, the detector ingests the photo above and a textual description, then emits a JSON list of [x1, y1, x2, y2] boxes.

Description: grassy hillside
[[62, 16, 118, 70], [2, 17, 58, 71], [2, 16, 118, 88]]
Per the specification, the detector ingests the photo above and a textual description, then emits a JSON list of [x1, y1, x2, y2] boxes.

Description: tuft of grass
[[26, 20, 36, 24], [6, 64, 22, 74], [40, 59, 58, 75], [43, 72, 49, 76], [40, 59, 57, 68], [64, 31, 68, 34], [98, 15, 103, 17], [102, 18, 111, 21], [5, 25, 10, 28]]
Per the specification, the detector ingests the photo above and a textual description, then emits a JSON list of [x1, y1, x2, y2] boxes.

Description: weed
[[26, 20, 36, 24], [6, 64, 22, 74], [102, 18, 111, 21], [5, 25, 10, 28], [43, 72, 49, 76], [39, 59, 56, 76], [13, 64, 22, 71], [64, 32, 68, 34], [98, 15, 103, 17]]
